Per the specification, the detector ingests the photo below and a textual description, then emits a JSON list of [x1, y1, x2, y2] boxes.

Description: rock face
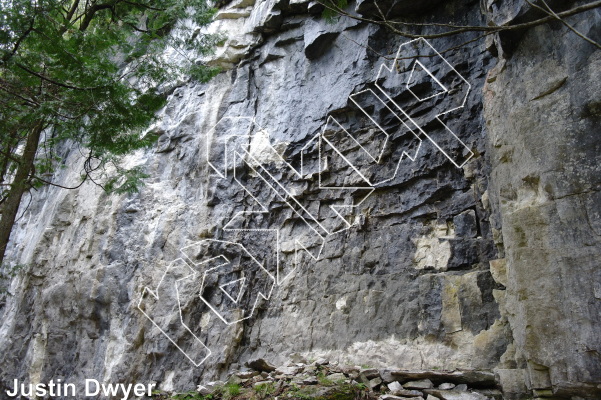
[[0, 0, 599, 399], [484, 2, 601, 398]]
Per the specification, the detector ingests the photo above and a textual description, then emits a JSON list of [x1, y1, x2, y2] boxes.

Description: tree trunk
[[0, 129, 20, 189], [0, 121, 43, 266]]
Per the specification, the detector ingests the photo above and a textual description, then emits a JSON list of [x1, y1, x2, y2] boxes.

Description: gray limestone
[[0, 0, 598, 398], [388, 381, 404, 394], [404, 379, 434, 390], [484, 2, 601, 398]]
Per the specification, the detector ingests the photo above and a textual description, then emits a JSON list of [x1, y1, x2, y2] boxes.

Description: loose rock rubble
[[197, 358, 503, 400]]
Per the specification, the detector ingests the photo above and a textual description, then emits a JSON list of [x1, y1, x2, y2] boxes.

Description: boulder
[[388, 381, 404, 394], [404, 379, 434, 390], [327, 373, 347, 383], [247, 358, 277, 372], [438, 383, 455, 390]]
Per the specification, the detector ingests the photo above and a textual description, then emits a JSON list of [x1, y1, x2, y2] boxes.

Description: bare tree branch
[[526, 0, 601, 49], [317, 0, 601, 40]]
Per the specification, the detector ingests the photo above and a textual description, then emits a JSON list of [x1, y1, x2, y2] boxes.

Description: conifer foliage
[[0, 0, 219, 265]]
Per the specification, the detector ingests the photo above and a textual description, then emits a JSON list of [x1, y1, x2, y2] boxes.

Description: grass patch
[[316, 372, 334, 386], [224, 383, 241, 398], [157, 370, 374, 400], [254, 382, 276, 399], [288, 385, 320, 400], [170, 391, 208, 400], [319, 383, 371, 400]]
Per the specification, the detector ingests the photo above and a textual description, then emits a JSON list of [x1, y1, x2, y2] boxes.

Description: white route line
[[220, 277, 246, 304], [138, 37, 474, 367], [196, 239, 276, 325], [137, 258, 212, 367], [406, 60, 448, 102], [375, 37, 474, 168]]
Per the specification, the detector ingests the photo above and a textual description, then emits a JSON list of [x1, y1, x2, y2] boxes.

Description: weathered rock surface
[[355, 0, 445, 18], [423, 389, 488, 400], [0, 0, 598, 399], [484, 3, 601, 398], [247, 358, 278, 372], [379, 370, 496, 387], [404, 379, 434, 390], [388, 381, 404, 394]]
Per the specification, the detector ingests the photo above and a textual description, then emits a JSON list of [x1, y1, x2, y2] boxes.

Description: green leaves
[[103, 166, 151, 195], [321, 0, 349, 22], [0, 0, 218, 195]]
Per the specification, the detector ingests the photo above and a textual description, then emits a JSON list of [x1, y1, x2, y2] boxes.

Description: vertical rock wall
[[0, 0, 599, 399], [484, 1, 601, 397]]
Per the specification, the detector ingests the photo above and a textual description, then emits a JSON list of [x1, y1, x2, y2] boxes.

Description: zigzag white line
[[138, 37, 474, 367]]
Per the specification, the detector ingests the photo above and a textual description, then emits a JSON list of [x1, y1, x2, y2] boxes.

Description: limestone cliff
[[0, 0, 599, 399]]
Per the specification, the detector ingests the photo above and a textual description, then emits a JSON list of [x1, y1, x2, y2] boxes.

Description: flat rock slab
[[236, 371, 259, 379], [423, 389, 488, 400], [327, 373, 347, 382], [360, 368, 381, 379], [404, 379, 434, 389], [302, 377, 318, 385], [379, 370, 495, 387], [380, 396, 424, 400], [395, 389, 424, 397]]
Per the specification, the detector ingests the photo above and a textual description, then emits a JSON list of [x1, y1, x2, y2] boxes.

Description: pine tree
[[0, 0, 220, 266]]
